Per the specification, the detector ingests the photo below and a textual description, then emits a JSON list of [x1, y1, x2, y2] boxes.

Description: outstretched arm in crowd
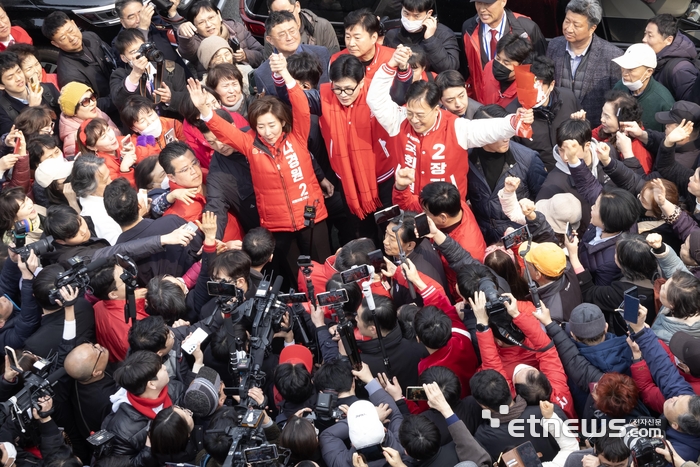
[[389, 258, 452, 325], [655, 120, 696, 200], [470, 291, 510, 390], [366, 46, 413, 137], [565, 139, 605, 207], [646, 233, 691, 279], [627, 337, 667, 414], [0, 249, 42, 351]]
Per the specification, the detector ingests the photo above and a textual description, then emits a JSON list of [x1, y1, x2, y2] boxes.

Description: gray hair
[[71, 153, 105, 198], [566, 0, 603, 27]]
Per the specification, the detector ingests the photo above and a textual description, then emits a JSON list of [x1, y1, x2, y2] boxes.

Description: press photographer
[[0, 248, 41, 351]]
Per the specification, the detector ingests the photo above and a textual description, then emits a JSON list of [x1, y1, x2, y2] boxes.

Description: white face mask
[[533, 81, 552, 108], [622, 71, 649, 93], [401, 16, 424, 33], [139, 117, 162, 138], [161, 176, 170, 190], [2, 442, 17, 465]]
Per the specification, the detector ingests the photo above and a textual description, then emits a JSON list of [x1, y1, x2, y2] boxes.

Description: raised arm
[[270, 54, 311, 143], [366, 47, 413, 137]]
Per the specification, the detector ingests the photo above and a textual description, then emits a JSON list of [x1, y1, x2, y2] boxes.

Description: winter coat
[[576, 333, 633, 374], [0, 84, 60, 136], [177, 19, 263, 70], [59, 109, 121, 159], [651, 310, 700, 345], [262, 8, 339, 59], [654, 32, 699, 101], [655, 134, 699, 200], [255, 44, 330, 96], [384, 23, 460, 73], [536, 263, 582, 324], [631, 327, 700, 462], [462, 9, 546, 102], [613, 77, 675, 133], [467, 141, 547, 244], [109, 60, 187, 115], [0, 261, 41, 351], [508, 87, 580, 171], [547, 35, 623, 127]]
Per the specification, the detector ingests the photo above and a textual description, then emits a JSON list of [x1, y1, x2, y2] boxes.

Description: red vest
[[130, 117, 184, 161], [389, 109, 470, 199], [206, 84, 328, 232]]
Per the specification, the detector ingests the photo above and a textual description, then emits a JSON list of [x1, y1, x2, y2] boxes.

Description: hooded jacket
[[654, 32, 699, 101], [576, 333, 633, 374]]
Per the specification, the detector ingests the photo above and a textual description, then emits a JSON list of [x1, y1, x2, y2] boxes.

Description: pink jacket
[[59, 110, 121, 159]]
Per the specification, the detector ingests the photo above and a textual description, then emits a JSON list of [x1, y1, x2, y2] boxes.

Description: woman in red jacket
[[186, 54, 331, 280], [76, 118, 138, 187]]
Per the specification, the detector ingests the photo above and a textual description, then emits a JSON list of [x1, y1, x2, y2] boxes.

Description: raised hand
[[167, 187, 198, 206], [615, 131, 634, 158], [620, 120, 644, 139], [468, 291, 489, 326], [645, 233, 663, 250], [195, 211, 218, 242], [394, 165, 415, 190], [597, 141, 612, 166], [519, 198, 536, 219], [186, 78, 210, 115], [667, 119, 694, 145], [422, 15, 437, 39], [516, 108, 534, 125], [570, 109, 587, 121], [161, 225, 197, 246], [388, 44, 412, 70], [503, 176, 521, 194], [178, 21, 197, 38], [139, 1, 155, 29]]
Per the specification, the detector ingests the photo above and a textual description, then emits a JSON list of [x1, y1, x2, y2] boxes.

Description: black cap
[[669, 331, 700, 378], [655, 101, 700, 126]]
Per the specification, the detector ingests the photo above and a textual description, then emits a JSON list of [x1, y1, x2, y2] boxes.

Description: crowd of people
[[0, 0, 699, 465]]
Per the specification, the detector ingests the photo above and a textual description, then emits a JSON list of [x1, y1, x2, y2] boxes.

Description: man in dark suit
[[546, 0, 622, 127], [254, 10, 329, 95]]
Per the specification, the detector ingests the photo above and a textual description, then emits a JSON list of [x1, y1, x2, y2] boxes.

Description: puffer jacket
[[177, 19, 263, 71], [59, 110, 121, 159], [467, 141, 547, 244], [576, 333, 633, 374], [101, 381, 185, 467], [654, 32, 699, 101]]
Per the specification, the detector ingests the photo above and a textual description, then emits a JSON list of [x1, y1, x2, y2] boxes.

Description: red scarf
[[319, 84, 381, 218], [126, 386, 172, 419]]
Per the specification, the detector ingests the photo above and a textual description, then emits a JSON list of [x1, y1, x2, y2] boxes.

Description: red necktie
[[489, 29, 498, 60]]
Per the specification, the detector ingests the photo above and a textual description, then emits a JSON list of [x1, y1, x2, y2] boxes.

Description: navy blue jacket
[[467, 141, 547, 244], [0, 258, 42, 353], [254, 45, 330, 96], [632, 327, 700, 463]]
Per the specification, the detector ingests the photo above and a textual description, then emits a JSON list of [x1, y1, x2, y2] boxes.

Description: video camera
[[0, 354, 65, 433], [10, 222, 54, 262], [219, 408, 290, 467], [47, 256, 92, 304], [622, 425, 666, 467], [136, 41, 164, 63]]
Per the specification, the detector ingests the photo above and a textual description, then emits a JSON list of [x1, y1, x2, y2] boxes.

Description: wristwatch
[[476, 323, 489, 333]]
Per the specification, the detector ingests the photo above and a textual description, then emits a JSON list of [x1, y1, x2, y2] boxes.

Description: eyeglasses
[[90, 344, 104, 377], [175, 158, 200, 175], [79, 94, 97, 107], [39, 122, 55, 135], [331, 82, 360, 96]]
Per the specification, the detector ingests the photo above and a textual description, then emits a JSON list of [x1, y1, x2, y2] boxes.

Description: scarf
[[126, 386, 172, 419], [320, 84, 380, 218]]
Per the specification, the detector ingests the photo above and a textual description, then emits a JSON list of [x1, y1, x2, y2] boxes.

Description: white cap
[[34, 157, 73, 188], [347, 400, 385, 449], [612, 43, 657, 70]]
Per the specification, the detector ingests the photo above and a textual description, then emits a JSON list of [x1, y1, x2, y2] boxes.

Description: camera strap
[[493, 325, 555, 353]]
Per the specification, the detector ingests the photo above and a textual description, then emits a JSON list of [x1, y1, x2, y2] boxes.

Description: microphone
[[262, 276, 284, 316]]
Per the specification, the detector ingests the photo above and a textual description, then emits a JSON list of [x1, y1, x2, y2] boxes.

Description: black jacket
[[109, 60, 188, 116], [101, 381, 185, 467], [23, 299, 96, 358], [116, 216, 200, 287], [508, 87, 580, 171], [383, 23, 460, 73], [357, 326, 429, 389], [0, 84, 60, 136], [0, 260, 42, 352], [535, 264, 582, 323], [390, 239, 449, 307], [56, 31, 116, 114]]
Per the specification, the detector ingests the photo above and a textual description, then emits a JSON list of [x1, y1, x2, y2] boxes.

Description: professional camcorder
[[622, 425, 666, 467], [219, 408, 290, 467], [48, 256, 92, 304]]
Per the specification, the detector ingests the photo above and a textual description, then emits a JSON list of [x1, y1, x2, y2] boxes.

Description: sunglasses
[[79, 94, 97, 107]]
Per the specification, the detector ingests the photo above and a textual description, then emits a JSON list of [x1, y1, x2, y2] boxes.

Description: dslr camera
[[478, 277, 526, 345], [622, 426, 666, 467], [136, 42, 164, 63], [11, 236, 54, 263]]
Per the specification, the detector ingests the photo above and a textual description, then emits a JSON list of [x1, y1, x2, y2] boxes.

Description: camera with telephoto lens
[[314, 392, 345, 422], [11, 235, 54, 263], [478, 277, 526, 345], [136, 42, 164, 63], [622, 425, 666, 467]]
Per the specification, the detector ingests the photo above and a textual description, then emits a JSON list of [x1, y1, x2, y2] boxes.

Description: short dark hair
[[70, 154, 105, 198], [210, 323, 248, 362], [598, 187, 639, 233], [648, 14, 677, 39], [33, 264, 66, 310], [287, 52, 323, 88], [88, 257, 119, 301], [104, 178, 140, 227], [5, 43, 38, 64], [497, 33, 532, 64], [146, 277, 188, 325], [667, 271, 700, 320], [530, 55, 555, 85], [274, 362, 314, 404], [14, 106, 54, 138], [414, 305, 451, 349], [120, 95, 156, 130], [242, 227, 276, 268], [420, 182, 461, 218], [314, 358, 354, 393], [206, 62, 244, 90], [128, 315, 170, 353], [114, 350, 163, 395], [576, 330, 606, 346], [344, 8, 380, 35], [408, 45, 428, 70], [204, 407, 239, 463], [397, 303, 420, 340], [405, 81, 440, 108], [419, 366, 461, 407], [27, 135, 59, 170], [677, 396, 700, 436], [399, 415, 440, 460], [514, 370, 552, 405], [114, 28, 144, 55], [44, 205, 82, 241], [470, 369, 512, 411], [0, 52, 21, 80], [187, 0, 219, 24], [159, 141, 193, 175], [210, 250, 252, 282], [456, 264, 498, 299], [329, 54, 365, 83], [248, 96, 293, 135], [401, 0, 435, 12], [265, 10, 296, 35], [390, 210, 419, 245], [473, 104, 508, 119], [594, 432, 631, 463], [435, 70, 465, 94], [266, 0, 296, 10], [360, 294, 396, 333], [0, 187, 25, 232], [279, 416, 319, 461], [556, 118, 592, 147], [334, 237, 376, 272], [115, 0, 142, 18], [616, 234, 658, 281], [41, 11, 71, 41], [134, 155, 160, 191], [149, 407, 191, 456], [76, 118, 110, 155]]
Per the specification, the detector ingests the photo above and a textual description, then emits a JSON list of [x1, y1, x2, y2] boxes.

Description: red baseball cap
[[279, 345, 313, 372]]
